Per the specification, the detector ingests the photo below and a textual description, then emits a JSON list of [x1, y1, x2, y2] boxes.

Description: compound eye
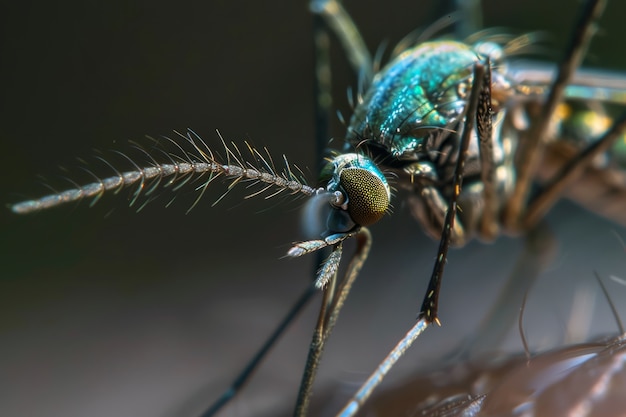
[[340, 168, 389, 226]]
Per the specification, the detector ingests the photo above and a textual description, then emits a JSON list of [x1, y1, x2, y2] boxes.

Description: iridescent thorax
[[347, 40, 508, 160]]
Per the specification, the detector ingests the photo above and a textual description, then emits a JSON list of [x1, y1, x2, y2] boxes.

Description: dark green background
[[2, 1, 626, 416]]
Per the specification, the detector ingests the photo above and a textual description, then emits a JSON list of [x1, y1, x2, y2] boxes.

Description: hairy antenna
[[10, 129, 317, 215]]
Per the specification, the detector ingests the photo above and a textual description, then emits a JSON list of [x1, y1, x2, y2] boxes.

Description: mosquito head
[[291, 153, 387, 280], [312, 153, 390, 234]]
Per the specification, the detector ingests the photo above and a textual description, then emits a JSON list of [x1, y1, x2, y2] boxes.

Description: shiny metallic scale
[[8, 0, 626, 416]]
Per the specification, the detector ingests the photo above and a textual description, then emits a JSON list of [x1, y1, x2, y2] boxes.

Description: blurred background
[[2, 1, 626, 416]]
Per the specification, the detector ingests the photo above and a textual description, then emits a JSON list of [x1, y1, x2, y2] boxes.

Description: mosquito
[[4, 1, 626, 417]]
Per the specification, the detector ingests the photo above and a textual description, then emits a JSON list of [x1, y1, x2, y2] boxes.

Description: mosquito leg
[[337, 62, 488, 417], [523, 113, 626, 228], [420, 61, 489, 323], [475, 58, 500, 240], [337, 319, 430, 417], [310, 0, 373, 84], [312, 3, 332, 171], [503, 0, 607, 231]]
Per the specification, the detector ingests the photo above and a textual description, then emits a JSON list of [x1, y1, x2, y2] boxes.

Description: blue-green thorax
[[347, 41, 487, 159]]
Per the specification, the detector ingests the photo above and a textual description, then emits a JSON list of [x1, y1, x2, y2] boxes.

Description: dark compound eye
[[340, 167, 390, 226]]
